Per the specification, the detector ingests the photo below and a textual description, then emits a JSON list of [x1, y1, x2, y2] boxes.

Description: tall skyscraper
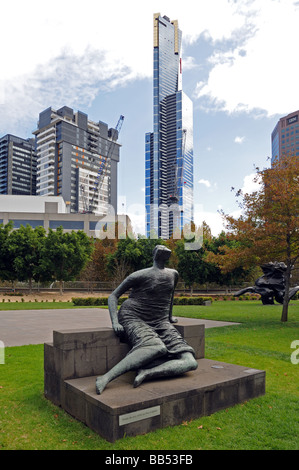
[[0, 134, 36, 195], [33, 106, 121, 215], [145, 13, 194, 239], [271, 110, 299, 164]]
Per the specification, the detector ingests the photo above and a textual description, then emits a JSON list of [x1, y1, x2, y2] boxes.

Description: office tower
[[0, 134, 36, 195], [33, 106, 121, 215], [271, 110, 299, 164], [145, 13, 194, 239]]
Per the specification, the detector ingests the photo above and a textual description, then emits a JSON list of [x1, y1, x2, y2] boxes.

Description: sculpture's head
[[153, 244, 171, 262]]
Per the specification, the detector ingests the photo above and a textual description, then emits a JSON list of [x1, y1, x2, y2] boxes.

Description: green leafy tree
[[8, 224, 47, 293], [175, 239, 210, 295], [40, 227, 94, 295], [106, 237, 166, 282], [0, 222, 16, 284], [135, 237, 167, 269]]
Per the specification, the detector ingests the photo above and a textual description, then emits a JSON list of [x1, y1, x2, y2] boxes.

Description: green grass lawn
[[0, 301, 298, 450], [0, 300, 73, 310]]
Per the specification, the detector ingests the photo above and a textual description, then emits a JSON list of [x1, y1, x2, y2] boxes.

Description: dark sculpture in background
[[234, 261, 299, 305], [96, 245, 198, 395]]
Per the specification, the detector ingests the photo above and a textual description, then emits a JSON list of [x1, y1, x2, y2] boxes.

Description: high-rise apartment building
[[0, 134, 36, 196], [271, 110, 299, 164], [33, 106, 121, 215], [145, 13, 194, 239]]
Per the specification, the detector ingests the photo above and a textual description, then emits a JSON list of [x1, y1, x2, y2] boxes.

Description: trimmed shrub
[[72, 296, 213, 307]]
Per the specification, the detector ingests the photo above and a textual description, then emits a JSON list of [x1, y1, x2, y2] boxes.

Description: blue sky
[[1, 0, 298, 236]]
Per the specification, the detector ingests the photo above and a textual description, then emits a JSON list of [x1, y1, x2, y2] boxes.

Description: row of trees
[[0, 224, 93, 295], [0, 219, 251, 297], [80, 225, 255, 293]]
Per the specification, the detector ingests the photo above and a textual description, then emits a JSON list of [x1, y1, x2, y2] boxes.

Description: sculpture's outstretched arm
[[108, 274, 135, 336], [234, 287, 255, 297], [169, 271, 179, 323]]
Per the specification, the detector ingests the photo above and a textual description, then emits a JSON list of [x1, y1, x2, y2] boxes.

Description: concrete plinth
[[63, 360, 265, 442], [44, 318, 265, 442]]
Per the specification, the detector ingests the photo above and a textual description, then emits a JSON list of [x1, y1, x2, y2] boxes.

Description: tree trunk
[[59, 280, 63, 296], [29, 278, 32, 295], [281, 293, 289, 322], [281, 259, 292, 322]]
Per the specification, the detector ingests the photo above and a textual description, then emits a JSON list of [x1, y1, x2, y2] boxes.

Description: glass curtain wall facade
[[271, 110, 299, 165], [145, 13, 194, 239], [0, 134, 36, 195]]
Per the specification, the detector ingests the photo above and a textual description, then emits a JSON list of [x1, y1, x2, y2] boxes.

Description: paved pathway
[[0, 308, 240, 347]]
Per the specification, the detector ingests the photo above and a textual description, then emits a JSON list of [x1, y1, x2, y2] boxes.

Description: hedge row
[[72, 297, 126, 306], [173, 297, 213, 305], [72, 296, 213, 307]]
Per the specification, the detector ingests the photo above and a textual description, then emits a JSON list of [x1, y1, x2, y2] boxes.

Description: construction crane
[[169, 128, 187, 204], [79, 174, 89, 213], [88, 115, 124, 213]]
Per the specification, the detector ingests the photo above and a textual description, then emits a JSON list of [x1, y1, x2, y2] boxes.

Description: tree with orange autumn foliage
[[80, 236, 118, 285], [208, 154, 299, 322]]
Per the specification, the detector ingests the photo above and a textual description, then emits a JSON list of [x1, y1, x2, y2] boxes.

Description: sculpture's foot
[[133, 370, 147, 388], [95, 376, 108, 395]]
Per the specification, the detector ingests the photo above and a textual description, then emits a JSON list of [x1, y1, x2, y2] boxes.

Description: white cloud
[[3, 0, 298, 133], [234, 136, 245, 144], [182, 56, 198, 71], [194, 209, 225, 236], [0, 49, 133, 132], [198, 178, 211, 188], [242, 173, 261, 194], [0, 0, 259, 132], [198, 179, 218, 192], [195, 0, 299, 117]]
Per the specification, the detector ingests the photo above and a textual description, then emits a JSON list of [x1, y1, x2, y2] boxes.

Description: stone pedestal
[[44, 318, 265, 442]]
